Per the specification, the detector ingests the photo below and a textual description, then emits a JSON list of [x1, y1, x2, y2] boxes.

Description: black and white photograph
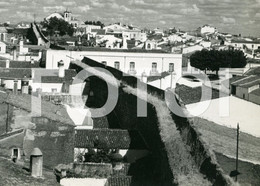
[[0, 0, 259, 185]]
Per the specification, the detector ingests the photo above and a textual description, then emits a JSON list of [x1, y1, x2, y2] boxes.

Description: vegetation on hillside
[[40, 17, 74, 36], [84, 20, 104, 28]]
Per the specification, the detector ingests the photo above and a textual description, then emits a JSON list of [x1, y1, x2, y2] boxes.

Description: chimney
[[13, 79, 18, 94], [31, 69, 35, 79], [58, 60, 65, 78], [13, 49, 17, 60], [30, 58, 34, 64], [21, 78, 29, 94], [19, 40, 24, 46], [141, 72, 147, 83], [6, 60, 10, 68], [30, 148, 43, 178]]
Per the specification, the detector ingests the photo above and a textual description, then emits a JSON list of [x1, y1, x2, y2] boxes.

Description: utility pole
[[235, 123, 239, 182], [230, 123, 240, 181]]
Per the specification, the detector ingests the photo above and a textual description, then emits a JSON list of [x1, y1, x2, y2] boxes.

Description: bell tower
[[64, 8, 72, 22]]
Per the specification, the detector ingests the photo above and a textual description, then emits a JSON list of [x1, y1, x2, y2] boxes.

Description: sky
[[0, 0, 259, 36]]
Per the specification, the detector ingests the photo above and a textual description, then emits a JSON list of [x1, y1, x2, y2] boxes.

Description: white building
[[43, 49, 182, 82], [122, 30, 147, 42], [167, 34, 183, 43], [0, 27, 7, 42], [182, 45, 203, 54], [0, 41, 6, 53], [201, 25, 216, 35], [103, 23, 128, 34], [96, 35, 122, 49], [228, 39, 260, 50]]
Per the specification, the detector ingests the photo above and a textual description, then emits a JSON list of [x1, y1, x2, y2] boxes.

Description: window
[[101, 61, 107, 65], [13, 149, 18, 157], [152, 62, 157, 72], [114, 61, 120, 69], [252, 45, 254, 49], [169, 63, 174, 72], [147, 43, 151, 49], [130, 62, 135, 70]]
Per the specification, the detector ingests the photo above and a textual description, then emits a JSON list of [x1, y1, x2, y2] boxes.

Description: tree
[[40, 17, 74, 37], [190, 49, 247, 76], [84, 20, 105, 28]]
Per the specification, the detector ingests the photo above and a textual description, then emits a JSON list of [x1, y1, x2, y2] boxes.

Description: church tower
[[64, 9, 72, 22]]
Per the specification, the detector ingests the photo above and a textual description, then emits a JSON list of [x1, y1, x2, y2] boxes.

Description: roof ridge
[[232, 75, 256, 84]]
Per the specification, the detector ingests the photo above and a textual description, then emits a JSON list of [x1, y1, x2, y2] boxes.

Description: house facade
[[43, 49, 182, 81]]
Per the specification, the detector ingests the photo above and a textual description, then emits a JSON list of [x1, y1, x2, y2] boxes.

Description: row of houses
[[229, 67, 260, 105]]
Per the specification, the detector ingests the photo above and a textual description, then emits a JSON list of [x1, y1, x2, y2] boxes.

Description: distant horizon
[[0, 0, 259, 37]]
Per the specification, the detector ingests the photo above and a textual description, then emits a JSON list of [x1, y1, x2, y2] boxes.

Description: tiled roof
[[232, 75, 260, 87], [0, 157, 60, 186], [239, 79, 260, 88], [147, 34, 163, 41], [0, 68, 31, 79], [244, 67, 260, 76], [75, 129, 148, 149], [0, 91, 74, 125], [0, 61, 40, 68], [231, 39, 260, 44], [66, 46, 168, 53], [92, 29, 106, 35], [41, 69, 77, 83]]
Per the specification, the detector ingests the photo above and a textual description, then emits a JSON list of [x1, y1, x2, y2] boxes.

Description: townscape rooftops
[[0, 157, 59, 185], [232, 75, 260, 87], [231, 39, 260, 44], [40, 69, 77, 83], [75, 129, 148, 149], [147, 34, 163, 41], [0, 91, 74, 126], [91, 29, 106, 35], [0, 68, 31, 79], [66, 46, 169, 53], [0, 60, 40, 68], [244, 66, 260, 76], [0, 26, 7, 33]]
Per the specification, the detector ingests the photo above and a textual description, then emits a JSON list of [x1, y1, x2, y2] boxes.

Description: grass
[[216, 153, 260, 186], [123, 85, 212, 185], [193, 117, 260, 164], [0, 103, 7, 135]]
